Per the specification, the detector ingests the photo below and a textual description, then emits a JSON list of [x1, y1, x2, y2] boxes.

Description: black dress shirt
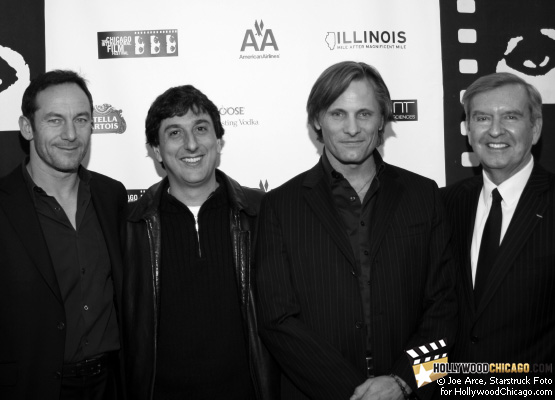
[[321, 151, 385, 374], [23, 163, 119, 363]]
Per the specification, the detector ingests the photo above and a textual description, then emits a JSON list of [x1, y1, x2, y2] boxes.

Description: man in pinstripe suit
[[442, 73, 555, 382], [256, 61, 457, 400]]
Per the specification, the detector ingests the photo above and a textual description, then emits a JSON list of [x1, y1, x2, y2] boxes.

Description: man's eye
[[75, 118, 90, 125], [330, 112, 344, 118], [48, 118, 62, 125]]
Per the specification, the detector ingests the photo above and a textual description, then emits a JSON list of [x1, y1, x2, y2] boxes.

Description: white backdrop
[[44, 0, 445, 191]]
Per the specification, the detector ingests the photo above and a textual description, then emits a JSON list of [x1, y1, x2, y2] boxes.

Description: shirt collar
[[164, 175, 226, 211], [481, 157, 534, 207], [321, 149, 386, 182], [22, 158, 90, 201]]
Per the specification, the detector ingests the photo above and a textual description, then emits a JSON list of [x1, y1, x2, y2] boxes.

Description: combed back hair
[[145, 84, 224, 147], [21, 70, 93, 128], [306, 61, 393, 145], [462, 72, 543, 124]]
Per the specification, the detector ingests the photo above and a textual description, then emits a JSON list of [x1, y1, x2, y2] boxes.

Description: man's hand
[[350, 375, 410, 400]]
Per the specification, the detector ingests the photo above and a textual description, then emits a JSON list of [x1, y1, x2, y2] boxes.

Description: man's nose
[[183, 131, 199, 151], [61, 121, 77, 141], [344, 115, 360, 136], [489, 117, 503, 137]]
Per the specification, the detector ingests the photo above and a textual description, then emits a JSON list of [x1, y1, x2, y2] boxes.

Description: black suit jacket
[[256, 157, 457, 400], [441, 164, 555, 366], [0, 165, 127, 399]]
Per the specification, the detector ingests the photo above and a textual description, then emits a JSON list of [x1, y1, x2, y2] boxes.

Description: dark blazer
[[256, 156, 457, 400], [441, 163, 555, 366], [0, 165, 127, 400]]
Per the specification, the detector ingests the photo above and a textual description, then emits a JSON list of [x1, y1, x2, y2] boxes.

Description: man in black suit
[[442, 73, 554, 382], [0, 70, 126, 399], [256, 61, 457, 400]]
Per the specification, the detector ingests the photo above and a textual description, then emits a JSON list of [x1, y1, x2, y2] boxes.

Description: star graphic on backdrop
[[414, 364, 433, 388]]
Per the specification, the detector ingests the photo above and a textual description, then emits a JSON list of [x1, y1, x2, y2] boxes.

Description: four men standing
[[1, 65, 551, 400]]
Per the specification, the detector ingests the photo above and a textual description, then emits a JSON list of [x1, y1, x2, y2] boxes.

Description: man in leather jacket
[[122, 85, 278, 400]]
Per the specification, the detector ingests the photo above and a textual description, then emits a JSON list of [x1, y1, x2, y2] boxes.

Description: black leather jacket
[[122, 170, 278, 400]]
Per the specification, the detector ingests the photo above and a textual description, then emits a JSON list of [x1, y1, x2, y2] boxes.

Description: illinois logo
[[406, 339, 448, 388]]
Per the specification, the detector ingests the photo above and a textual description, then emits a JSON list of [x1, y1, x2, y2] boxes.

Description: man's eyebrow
[[503, 109, 524, 116], [192, 118, 212, 125], [327, 107, 373, 113], [75, 111, 92, 118], [42, 111, 91, 118], [162, 124, 182, 131], [42, 111, 64, 118]]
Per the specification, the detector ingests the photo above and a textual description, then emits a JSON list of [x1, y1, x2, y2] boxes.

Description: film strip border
[[440, 0, 483, 184], [454, 0, 481, 171]]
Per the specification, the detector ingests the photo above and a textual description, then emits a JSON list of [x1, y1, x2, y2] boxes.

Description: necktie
[[474, 188, 503, 306]]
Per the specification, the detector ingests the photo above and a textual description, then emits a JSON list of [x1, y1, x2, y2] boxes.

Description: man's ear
[[531, 117, 542, 146], [152, 145, 163, 163], [216, 138, 222, 154], [466, 121, 472, 147], [19, 116, 34, 141], [314, 118, 321, 131]]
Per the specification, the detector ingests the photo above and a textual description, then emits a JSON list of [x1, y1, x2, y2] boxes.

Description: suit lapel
[[89, 174, 124, 305], [476, 165, 551, 317], [0, 167, 63, 303], [368, 166, 403, 262], [302, 162, 356, 267], [458, 177, 482, 313]]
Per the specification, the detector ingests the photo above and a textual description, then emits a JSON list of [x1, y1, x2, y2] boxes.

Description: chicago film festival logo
[[93, 104, 127, 134], [98, 30, 178, 59], [239, 20, 280, 59]]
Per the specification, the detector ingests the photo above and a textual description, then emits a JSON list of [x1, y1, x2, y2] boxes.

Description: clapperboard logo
[[406, 338, 448, 388]]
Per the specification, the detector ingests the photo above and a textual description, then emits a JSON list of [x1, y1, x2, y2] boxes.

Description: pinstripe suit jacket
[[256, 156, 457, 400], [441, 163, 555, 365]]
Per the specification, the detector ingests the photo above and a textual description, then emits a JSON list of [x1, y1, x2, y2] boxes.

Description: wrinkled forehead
[[35, 83, 92, 114]]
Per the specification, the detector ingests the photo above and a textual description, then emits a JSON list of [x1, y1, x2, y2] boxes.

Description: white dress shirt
[[470, 157, 534, 286]]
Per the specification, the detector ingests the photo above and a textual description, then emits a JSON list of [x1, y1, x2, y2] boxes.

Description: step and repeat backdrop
[[1, 0, 554, 195]]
